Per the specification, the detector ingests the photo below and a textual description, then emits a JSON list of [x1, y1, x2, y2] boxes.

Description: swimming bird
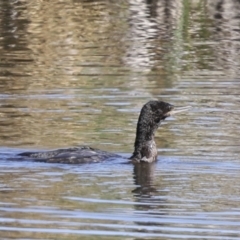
[[18, 100, 190, 164]]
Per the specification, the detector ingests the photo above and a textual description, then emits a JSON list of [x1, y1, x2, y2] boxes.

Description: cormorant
[[18, 100, 190, 164]]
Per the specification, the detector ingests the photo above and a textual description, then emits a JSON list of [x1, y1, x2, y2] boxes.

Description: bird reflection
[[132, 161, 167, 235], [132, 162, 157, 198]]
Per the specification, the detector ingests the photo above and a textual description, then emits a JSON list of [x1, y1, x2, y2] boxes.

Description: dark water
[[1, 0, 240, 239]]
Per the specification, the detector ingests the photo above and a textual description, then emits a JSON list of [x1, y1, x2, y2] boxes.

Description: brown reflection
[[0, 0, 32, 90], [0, 0, 29, 51], [0, 0, 141, 150], [124, 0, 183, 73], [207, 0, 240, 76]]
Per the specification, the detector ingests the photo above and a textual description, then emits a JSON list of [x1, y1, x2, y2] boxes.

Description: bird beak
[[168, 106, 192, 116], [163, 106, 191, 117]]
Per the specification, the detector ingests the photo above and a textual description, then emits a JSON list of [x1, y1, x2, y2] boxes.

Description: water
[[0, 0, 240, 239]]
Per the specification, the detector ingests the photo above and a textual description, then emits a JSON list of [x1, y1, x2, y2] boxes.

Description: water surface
[[0, 0, 240, 239]]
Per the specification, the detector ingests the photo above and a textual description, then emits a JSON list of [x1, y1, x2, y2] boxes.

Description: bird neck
[[130, 119, 158, 162]]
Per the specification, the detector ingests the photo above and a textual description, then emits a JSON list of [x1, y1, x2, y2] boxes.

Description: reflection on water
[[1, 0, 240, 239], [1, 157, 240, 239]]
